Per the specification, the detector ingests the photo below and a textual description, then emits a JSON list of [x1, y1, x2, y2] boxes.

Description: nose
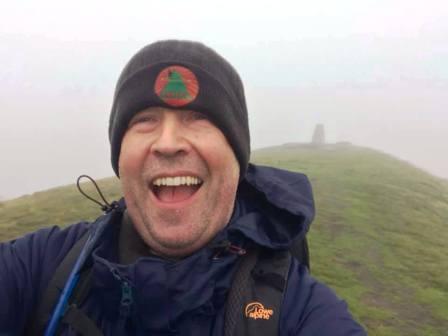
[[151, 113, 190, 157]]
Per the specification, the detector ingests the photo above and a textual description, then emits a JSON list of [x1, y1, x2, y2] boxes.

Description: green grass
[[1, 143, 447, 335], [0, 177, 122, 241], [252, 143, 448, 335]]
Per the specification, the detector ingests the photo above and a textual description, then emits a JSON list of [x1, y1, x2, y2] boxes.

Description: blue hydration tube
[[44, 218, 109, 336]]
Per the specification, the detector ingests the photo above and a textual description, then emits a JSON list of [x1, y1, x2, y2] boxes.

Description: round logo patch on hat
[[154, 65, 199, 107]]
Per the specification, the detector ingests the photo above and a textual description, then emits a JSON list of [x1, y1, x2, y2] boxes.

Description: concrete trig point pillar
[[312, 124, 325, 145]]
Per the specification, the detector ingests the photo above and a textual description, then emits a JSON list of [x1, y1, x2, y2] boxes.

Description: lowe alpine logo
[[154, 65, 199, 107], [245, 302, 274, 320]]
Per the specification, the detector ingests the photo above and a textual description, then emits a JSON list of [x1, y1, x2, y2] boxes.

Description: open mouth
[[150, 176, 203, 203]]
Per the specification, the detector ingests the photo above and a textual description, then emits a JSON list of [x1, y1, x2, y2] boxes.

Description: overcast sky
[[1, 0, 447, 200]]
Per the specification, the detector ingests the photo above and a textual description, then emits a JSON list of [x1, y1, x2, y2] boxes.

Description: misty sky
[[1, 0, 447, 200]]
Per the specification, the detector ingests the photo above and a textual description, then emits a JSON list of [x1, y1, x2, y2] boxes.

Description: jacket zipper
[[109, 267, 134, 330]]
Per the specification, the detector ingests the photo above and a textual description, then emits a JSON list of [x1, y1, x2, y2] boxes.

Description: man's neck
[[118, 210, 153, 264], [118, 211, 183, 263]]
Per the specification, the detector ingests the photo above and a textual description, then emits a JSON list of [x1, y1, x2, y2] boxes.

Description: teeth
[[153, 176, 202, 187]]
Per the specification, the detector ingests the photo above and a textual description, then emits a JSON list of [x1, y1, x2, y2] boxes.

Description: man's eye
[[138, 116, 157, 123], [129, 115, 158, 127], [189, 111, 208, 121]]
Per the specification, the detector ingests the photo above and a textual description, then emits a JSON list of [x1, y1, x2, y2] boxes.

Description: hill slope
[[1, 144, 447, 335]]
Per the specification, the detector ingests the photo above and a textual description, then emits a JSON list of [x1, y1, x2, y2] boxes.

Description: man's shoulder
[[280, 258, 367, 335], [0, 221, 95, 333], [4, 221, 91, 257], [1, 221, 92, 288]]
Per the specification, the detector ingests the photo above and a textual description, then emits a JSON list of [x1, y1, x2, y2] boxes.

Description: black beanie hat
[[109, 40, 250, 178]]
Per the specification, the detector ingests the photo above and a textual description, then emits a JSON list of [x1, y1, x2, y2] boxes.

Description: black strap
[[290, 236, 310, 271], [26, 232, 90, 335], [70, 266, 95, 310], [59, 265, 103, 335], [225, 249, 259, 336], [225, 248, 291, 336], [61, 305, 102, 336]]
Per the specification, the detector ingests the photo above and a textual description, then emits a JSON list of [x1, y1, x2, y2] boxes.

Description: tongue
[[156, 185, 198, 203]]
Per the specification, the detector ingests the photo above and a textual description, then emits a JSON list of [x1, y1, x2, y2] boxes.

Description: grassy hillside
[[1, 143, 447, 335], [0, 177, 122, 242]]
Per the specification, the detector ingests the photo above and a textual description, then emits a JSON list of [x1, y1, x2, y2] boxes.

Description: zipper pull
[[109, 267, 134, 319], [212, 241, 246, 259], [120, 281, 133, 318], [226, 244, 246, 256]]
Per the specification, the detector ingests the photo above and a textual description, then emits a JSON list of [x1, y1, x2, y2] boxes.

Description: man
[[0, 40, 366, 335]]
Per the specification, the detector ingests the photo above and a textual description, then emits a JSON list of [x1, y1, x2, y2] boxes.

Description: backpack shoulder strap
[[225, 248, 291, 336], [26, 231, 90, 335], [58, 265, 102, 336], [289, 236, 310, 271], [61, 302, 102, 336]]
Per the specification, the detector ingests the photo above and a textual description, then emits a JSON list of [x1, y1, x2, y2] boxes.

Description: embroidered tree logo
[[154, 65, 199, 107], [160, 70, 191, 100]]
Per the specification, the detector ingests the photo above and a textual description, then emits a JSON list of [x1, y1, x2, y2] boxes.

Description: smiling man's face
[[119, 106, 240, 257]]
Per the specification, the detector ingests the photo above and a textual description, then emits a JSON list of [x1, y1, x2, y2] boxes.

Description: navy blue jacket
[[0, 164, 366, 335]]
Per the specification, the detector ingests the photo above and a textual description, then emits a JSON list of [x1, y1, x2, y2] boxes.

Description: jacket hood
[[226, 163, 315, 250]]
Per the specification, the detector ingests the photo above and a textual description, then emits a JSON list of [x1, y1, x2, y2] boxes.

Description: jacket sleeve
[[0, 223, 89, 334], [280, 259, 367, 336]]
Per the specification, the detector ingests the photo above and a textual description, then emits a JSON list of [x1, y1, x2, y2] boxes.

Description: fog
[[1, 0, 447, 200]]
